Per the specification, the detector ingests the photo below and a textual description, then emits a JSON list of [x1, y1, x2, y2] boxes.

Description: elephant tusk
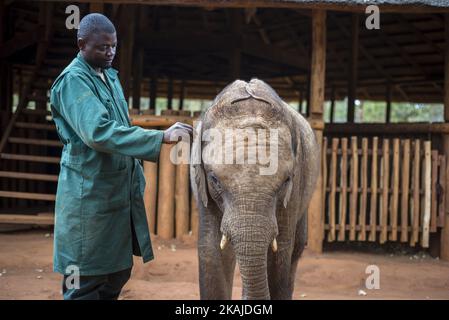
[[220, 235, 228, 250], [271, 238, 278, 252]]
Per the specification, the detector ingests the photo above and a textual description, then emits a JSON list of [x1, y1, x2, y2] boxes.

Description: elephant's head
[[192, 79, 299, 299]]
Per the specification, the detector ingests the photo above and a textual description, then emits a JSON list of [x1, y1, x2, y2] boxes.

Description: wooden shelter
[[1, 0, 449, 259]]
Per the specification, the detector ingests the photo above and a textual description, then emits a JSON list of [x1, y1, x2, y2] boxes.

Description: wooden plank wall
[[322, 136, 445, 248]]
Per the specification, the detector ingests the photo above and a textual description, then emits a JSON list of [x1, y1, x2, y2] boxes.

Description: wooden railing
[[323, 123, 447, 248]]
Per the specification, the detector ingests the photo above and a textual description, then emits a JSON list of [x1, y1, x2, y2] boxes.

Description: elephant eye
[[208, 173, 221, 188]]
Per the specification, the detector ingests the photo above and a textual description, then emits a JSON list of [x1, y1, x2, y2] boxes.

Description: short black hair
[[77, 13, 116, 39]]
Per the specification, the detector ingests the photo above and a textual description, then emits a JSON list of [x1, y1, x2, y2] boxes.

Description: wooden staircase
[[0, 3, 78, 225]]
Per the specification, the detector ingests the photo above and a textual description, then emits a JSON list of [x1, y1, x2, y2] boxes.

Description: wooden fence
[[321, 136, 445, 247]]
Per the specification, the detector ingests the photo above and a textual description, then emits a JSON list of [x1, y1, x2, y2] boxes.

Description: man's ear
[[77, 38, 86, 51], [191, 121, 208, 207]]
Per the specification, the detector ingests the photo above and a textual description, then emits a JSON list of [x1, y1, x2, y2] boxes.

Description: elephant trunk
[[223, 213, 277, 300]]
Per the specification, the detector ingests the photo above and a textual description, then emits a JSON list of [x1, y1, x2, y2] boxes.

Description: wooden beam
[[0, 213, 54, 225], [167, 77, 173, 110], [118, 5, 135, 102], [347, 13, 359, 123], [330, 85, 336, 123], [0, 30, 40, 58], [386, 81, 392, 123], [136, 33, 309, 70], [149, 72, 157, 110], [397, 15, 445, 58], [308, 9, 326, 254], [51, 1, 449, 13], [375, 23, 444, 94], [230, 9, 241, 79], [179, 79, 185, 110], [324, 123, 449, 135], [441, 13, 449, 261], [251, 12, 302, 96], [132, 48, 144, 110], [89, 2, 104, 13]]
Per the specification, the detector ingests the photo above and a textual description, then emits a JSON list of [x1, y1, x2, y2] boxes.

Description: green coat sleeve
[[53, 72, 164, 162]]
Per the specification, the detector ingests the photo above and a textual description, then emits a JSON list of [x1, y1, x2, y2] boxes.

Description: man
[[50, 13, 192, 300]]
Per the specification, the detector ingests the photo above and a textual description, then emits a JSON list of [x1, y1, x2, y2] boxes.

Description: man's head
[[77, 13, 117, 70]]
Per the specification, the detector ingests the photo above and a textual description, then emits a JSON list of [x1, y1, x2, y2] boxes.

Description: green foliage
[[322, 98, 443, 123]]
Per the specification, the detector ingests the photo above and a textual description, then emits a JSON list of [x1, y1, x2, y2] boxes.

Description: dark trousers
[[62, 268, 132, 300]]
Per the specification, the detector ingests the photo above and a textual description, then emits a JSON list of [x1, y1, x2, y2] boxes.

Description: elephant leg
[[267, 248, 293, 300], [289, 212, 308, 297], [267, 212, 307, 300], [198, 207, 236, 300]]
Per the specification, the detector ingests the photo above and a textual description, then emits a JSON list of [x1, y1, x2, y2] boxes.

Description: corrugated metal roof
[[280, 0, 449, 7]]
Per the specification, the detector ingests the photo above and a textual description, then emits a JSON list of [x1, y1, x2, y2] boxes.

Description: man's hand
[[163, 122, 193, 144]]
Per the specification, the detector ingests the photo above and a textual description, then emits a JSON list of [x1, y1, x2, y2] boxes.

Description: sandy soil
[[0, 228, 449, 300]]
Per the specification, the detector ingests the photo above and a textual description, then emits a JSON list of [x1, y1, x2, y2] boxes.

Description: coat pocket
[[82, 166, 130, 215]]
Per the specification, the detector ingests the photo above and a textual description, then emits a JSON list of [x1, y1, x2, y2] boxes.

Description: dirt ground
[[0, 227, 449, 300]]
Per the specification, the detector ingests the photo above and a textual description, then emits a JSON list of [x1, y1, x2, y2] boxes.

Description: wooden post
[[150, 72, 157, 111], [422, 141, 432, 248], [298, 84, 303, 114], [338, 138, 348, 241], [328, 138, 338, 242], [167, 77, 173, 110], [358, 138, 368, 241], [179, 80, 186, 110], [230, 9, 241, 79], [369, 137, 379, 242], [349, 136, 359, 241], [390, 138, 400, 241], [400, 140, 411, 242], [143, 161, 158, 234], [307, 9, 326, 254], [386, 81, 392, 123], [118, 6, 135, 102], [380, 139, 390, 244], [330, 85, 335, 123], [157, 144, 176, 239], [0, 0, 7, 138], [347, 13, 359, 123], [441, 13, 449, 260], [132, 48, 143, 111], [305, 72, 311, 118]]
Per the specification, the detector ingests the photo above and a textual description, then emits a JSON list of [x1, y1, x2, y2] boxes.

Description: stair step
[[33, 81, 51, 90], [0, 153, 60, 164], [22, 109, 51, 116], [15, 122, 56, 131], [0, 213, 54, 225], [0, 191, 55, 201], [27, 94, 49, 103], [37, 68, 60, 78], [0, 171, 58, 181], [47, 46, 77, 56], [8, 137, 62, 147], [43, 58, 70, 66]]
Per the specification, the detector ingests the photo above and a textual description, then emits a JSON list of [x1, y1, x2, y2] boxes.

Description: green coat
[[50, 52, 164, 276]]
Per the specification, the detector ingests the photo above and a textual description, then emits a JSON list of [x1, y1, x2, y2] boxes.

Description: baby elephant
[[190, 79, 320, 300]]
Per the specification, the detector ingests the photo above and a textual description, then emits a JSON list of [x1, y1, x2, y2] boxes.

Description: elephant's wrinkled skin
[[190, 79, 320, 300]]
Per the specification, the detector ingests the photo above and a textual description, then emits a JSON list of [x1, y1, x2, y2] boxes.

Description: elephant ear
[[283, 176, 293, 208], [192, 121, 208, 207]]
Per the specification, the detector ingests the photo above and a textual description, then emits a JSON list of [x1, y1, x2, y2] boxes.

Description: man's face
[[78, 32, 117, 70]]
